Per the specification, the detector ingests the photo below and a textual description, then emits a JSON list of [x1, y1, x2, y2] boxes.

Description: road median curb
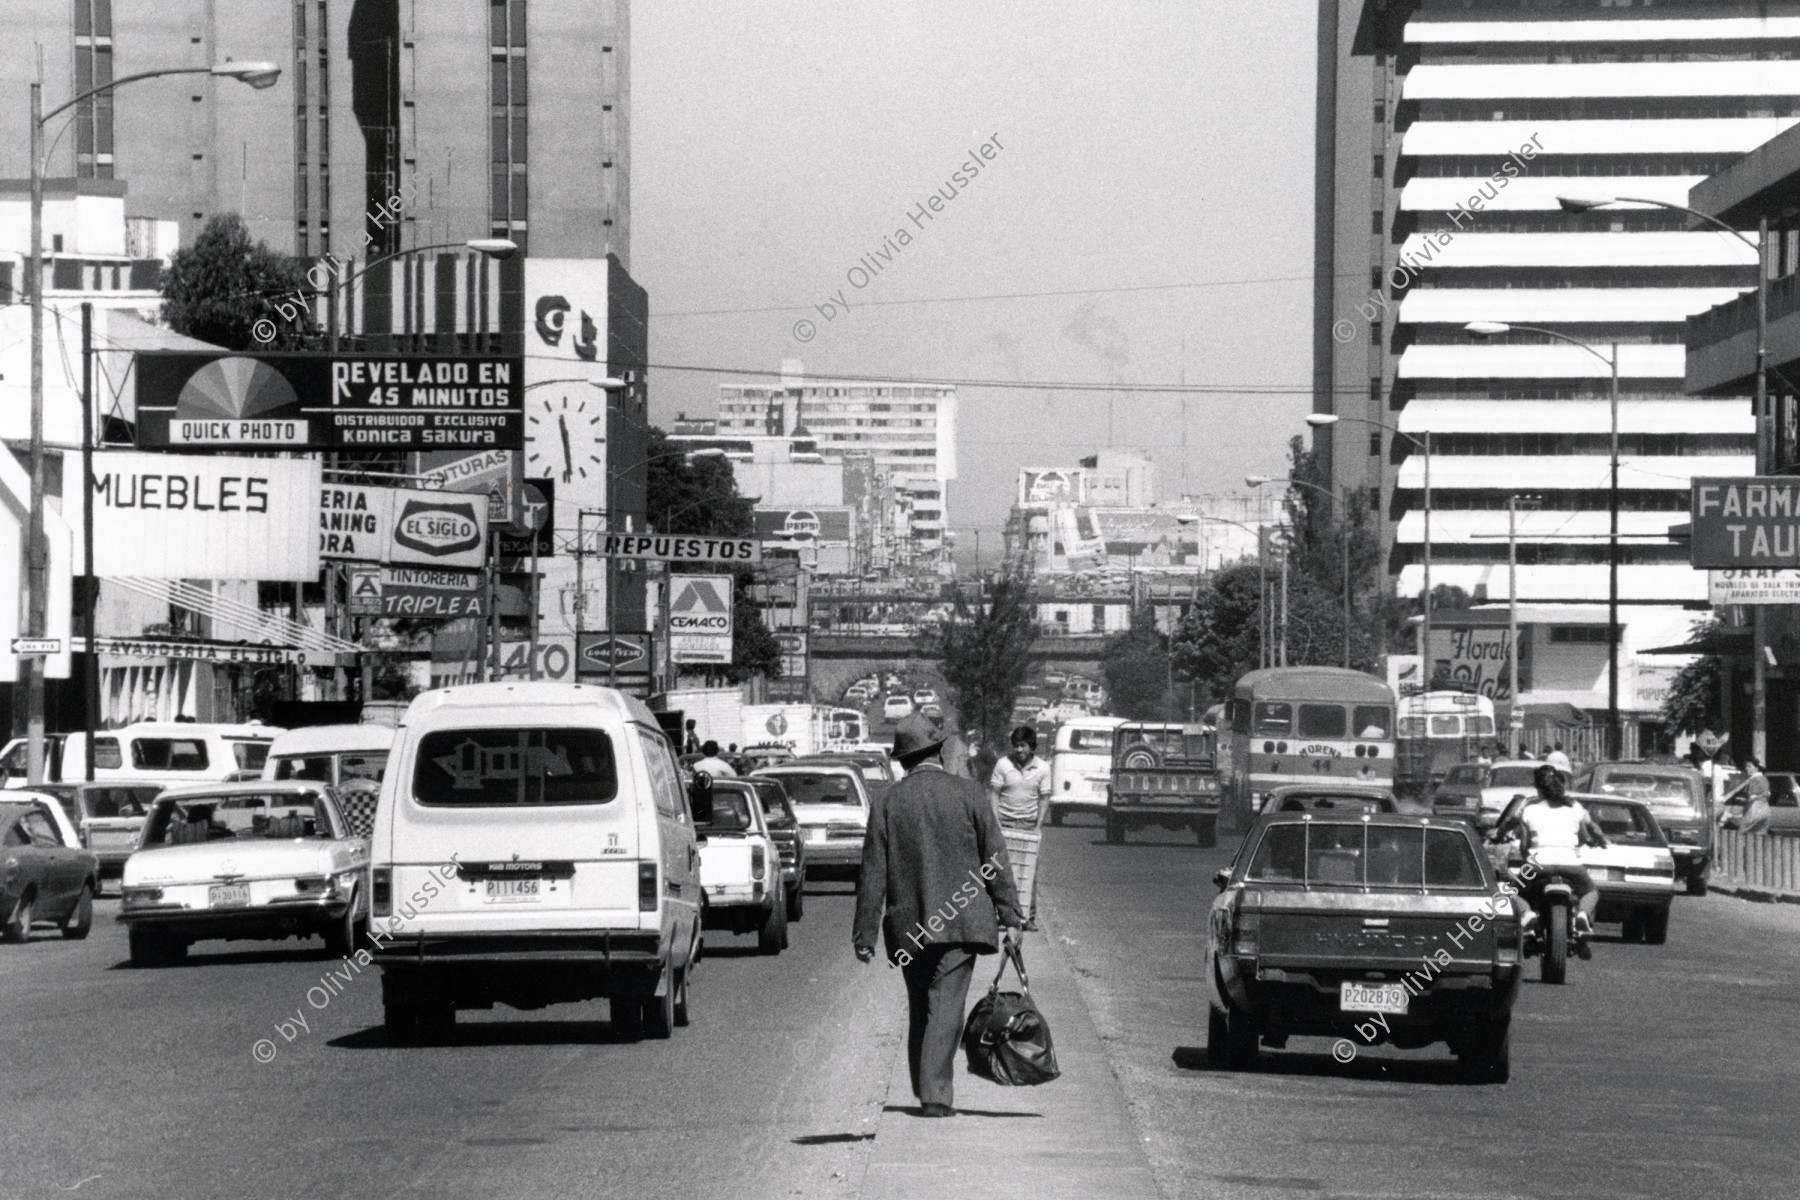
[[858, 919, 1160, 1199], [1711, 881, 1800, 905]]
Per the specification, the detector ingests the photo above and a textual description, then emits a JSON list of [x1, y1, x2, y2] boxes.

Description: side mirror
[[688, 772, 714, 826], [1213, 868, 1231, 891]]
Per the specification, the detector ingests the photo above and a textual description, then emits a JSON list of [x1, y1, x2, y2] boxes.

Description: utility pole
[[1508, 495, 1521, 758], [1607, 342, 1622, 760], [1753, 216, 1769, 766], [1279, 530, 1289, 668], [24, 81, 46, 784], [1257, 527, 1269, 670]]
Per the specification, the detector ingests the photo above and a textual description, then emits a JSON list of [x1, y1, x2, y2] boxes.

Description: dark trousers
[[901, 943, 978, 1108]]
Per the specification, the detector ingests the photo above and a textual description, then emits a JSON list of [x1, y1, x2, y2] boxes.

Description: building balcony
[[1686, 272, 1800, 394]]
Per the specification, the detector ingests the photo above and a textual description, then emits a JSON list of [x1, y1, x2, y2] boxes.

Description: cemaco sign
[[394, 499, 483, 559], [90, 451, 319, 581]]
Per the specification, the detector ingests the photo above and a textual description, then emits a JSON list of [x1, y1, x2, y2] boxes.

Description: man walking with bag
[[855, 714, 1023, 1118]]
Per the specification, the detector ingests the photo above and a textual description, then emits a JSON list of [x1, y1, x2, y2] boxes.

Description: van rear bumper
[[371, 930, 663, 965], [374, 931, 669, 1008]]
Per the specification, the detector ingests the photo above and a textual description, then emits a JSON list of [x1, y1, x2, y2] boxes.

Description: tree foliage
[[160, 214, 314, 350], [1660, 618, 1724, 735], [724, 572, 784, 684], [1173, 563, 1262, 706], [1102, 606, 1174, 720], [921, 557, 1039, 746]]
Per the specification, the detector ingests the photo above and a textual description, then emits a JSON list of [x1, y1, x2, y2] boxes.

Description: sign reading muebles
[[319, 484, 489, 570], [92, 452, 319, 580], [1691, 477, 1800, 568], [134, 351, 524, 451]]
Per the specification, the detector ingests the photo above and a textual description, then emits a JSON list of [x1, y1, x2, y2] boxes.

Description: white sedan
[[119, 781, 369, 967], [882, 695, 915, 721]]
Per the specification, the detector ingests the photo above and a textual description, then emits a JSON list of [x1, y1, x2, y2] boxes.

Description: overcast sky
[[633, 0, 1316, 559]]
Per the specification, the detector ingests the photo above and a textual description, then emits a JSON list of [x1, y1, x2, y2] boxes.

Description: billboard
[[1019, 468, 1087, 505], [753, 507, 855, 542], [602, 534, 761, 565], [670, 574, 733, 664], [1709, 568, 1800, 605], [135, 352, 523, 450], [1690, 477, 1800, 568], [378, 567, 485, 618], [91, 451, 319, 580], [319, 484, 489, 570], [1424, 625, 1530, 701], [409, 448, 521, 528]]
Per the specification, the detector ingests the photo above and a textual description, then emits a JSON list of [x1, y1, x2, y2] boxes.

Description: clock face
[[525, 391, 605, 486]]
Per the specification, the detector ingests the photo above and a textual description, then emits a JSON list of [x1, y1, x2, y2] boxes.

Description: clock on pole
[[525, 389, 604, 487]]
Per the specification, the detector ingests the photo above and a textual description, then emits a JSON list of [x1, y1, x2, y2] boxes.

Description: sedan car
[[1430, 761, 1541, 831], [735, 775, 806, 921], [1573, 762, 1713, 894], [1260, 784, 1401, 815], [0, 802, 98, 942], [119, 781, 370, 967], [1577, 796, 1676, 944], [882, 695, 915, 721], [751, 765, 871, 882], [34, 783, 161, 891], [912, 688, 939, 707]]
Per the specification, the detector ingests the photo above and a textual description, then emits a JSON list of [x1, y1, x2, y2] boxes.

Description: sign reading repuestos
[[601, 534, 761, 564], [1691, 477, 1800, 568], [135, 351, 523, 451]]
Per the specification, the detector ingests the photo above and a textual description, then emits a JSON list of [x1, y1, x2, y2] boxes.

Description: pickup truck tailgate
[[1112, 770, 1220, 807], [1251, 891, 1501, 972]]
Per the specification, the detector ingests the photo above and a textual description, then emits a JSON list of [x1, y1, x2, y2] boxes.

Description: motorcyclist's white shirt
[[1522, 800, 1589, 862]]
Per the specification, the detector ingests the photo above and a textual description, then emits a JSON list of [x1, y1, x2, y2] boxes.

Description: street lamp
[[1306, 413, 1432, 680], [1247, 475, 1352, 669], [1466, 320, 1623, 759], [23, 61, 280, 784], [1559, 192, 1769, 764]]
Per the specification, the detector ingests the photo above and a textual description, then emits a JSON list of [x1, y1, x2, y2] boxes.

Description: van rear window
[[132, 738, 209, 771], [413, 729, 618, 806]]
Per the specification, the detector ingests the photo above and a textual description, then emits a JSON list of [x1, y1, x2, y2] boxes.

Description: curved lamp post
[[24, 61, 280, 784]]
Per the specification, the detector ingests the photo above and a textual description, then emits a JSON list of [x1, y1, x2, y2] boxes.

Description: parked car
[[751, 763, 872, 882], [882, 695, 915, 721], [119, 781, 368, 966], [33, 783, 162, 891], [1207, 811, 1520, 1081], [0, 801, 98, 942], [693, 780, 788, 954], [1430, 760, 1541, 830], [367, 683, 701, 1041], [1577, 796, 1677, 944], [737, 776, 806, 921], [1572, 762, 1714, 894]]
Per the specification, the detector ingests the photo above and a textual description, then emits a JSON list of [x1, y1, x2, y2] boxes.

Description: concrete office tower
[[1315, 1, 1795, 678], [0, 0, 630, 264], [717, 364, 958, 567]]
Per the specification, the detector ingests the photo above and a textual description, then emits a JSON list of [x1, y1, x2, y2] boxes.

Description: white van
[[368, 682, 701, 1042], [1, 722, 281, 788], [1048, 716, 1128, 825], [263, 724, 395, 838]]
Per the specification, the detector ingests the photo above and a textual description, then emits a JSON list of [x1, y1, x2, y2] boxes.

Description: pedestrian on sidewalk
[[682, 719, 700, 755], [989, 725, 1051, 931], [854, 714, 1023, 1119], [691, 741, 736, 778], [1723, 757, 1771, 834]]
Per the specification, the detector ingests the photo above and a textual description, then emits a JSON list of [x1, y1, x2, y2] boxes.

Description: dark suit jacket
[[854, 763, 1023, 965]]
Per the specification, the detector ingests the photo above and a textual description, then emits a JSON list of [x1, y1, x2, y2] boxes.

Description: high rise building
[[715, 362, 957, 566], [1314, 1, 1792, 704], [0, 0, 630, 264]]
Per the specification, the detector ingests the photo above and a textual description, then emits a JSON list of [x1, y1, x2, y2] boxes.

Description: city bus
[[1216, 667, 1397, 832], [1394, 689, 1497, 799]]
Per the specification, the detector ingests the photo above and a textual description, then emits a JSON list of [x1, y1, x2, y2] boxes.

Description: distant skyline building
[[1314, 0, 1792, 714]]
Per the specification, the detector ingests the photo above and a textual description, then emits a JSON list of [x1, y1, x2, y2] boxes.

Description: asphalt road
[[7, 809, 1796, 1200], [1038, 812, 1800, 1200]]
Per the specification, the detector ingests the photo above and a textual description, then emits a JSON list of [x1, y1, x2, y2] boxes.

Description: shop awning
[[1641, 627, 1751, 656]]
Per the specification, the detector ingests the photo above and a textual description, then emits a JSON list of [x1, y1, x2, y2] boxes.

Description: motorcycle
[[1488, 795, 1589, 985]]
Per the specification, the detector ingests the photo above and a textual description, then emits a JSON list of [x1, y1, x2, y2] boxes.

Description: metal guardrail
[[1714, 828, 1800, 895]]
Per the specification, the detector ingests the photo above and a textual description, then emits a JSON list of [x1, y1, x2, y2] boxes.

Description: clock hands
[[559, 414, 574, 484]]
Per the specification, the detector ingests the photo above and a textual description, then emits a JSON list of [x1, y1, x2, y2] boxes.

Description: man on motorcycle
[[1493, 763, 1610, 956]]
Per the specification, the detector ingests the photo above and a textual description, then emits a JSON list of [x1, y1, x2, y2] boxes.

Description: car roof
[[402, 682, 655, 727], [268, 724, 395, 754], [1265, 784, 1396, 799], [1571, 792, 1652, 812], [1252, 811, 1475, 832], [106, 721, 281, 737], [1588, 761, 1699, 775], [755, 763, 859, 777], [155, 781, 331, 802]]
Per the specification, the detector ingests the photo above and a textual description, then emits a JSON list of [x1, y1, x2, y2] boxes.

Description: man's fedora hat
[[892, 713, 946, 766]]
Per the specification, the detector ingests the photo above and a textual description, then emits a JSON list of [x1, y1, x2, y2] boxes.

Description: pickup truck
[[1206, 811, 1522, 1082], [695, 780, 789, 955], [1105, 723, 1222, 846]]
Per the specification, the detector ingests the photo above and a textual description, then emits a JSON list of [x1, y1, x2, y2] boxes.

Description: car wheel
[[1, 891, 34, 943], [61, 883, 93, 941], [1542, 906, 1569, 985], [128, 926, 168, 967], [673, 966, 691, 1028], [1105, 814, 1124, 845], [643, 961, 676, 1040], [1206, 1005, 1230, 1066], [323, 900, 361, 959], [1223, 1006, 1260, 1069], [613, 992, 645, 1041], [785, 880, 804, 923], [1195, 819, 1216, 848], [1620, 912, 1643, 944], [758, 897, 787, 956], [1643, 908, 1670, 946], [1685, 868, 1709, 897], [1457, 1018, 1511, 1084]]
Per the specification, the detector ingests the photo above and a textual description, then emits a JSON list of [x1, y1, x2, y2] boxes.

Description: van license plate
[[484, 879, 542, 903], [1340, 982, 1409, 1015], [208, 884, 250, 908]]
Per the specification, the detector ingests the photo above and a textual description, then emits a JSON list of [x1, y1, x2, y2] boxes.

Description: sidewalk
[[857, 920, 1160, 1200]]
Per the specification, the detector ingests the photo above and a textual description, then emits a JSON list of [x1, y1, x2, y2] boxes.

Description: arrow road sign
[[11, 638, 62, 656]]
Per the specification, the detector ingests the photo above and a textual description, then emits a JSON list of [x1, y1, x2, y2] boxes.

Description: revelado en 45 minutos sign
[[600, 534, 762, 564], [1691, 476, 1800, 568]]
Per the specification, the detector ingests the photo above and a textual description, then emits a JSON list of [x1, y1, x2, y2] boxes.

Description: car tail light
[[639, 861, 659, 912], [122, 887, 163, 909], [1231, 910, 1259, 956], [751, 845, 766, 881], [294, 875, 329, 894], [1493, 912, 1521, 965], [371, 867, 392, 916]]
